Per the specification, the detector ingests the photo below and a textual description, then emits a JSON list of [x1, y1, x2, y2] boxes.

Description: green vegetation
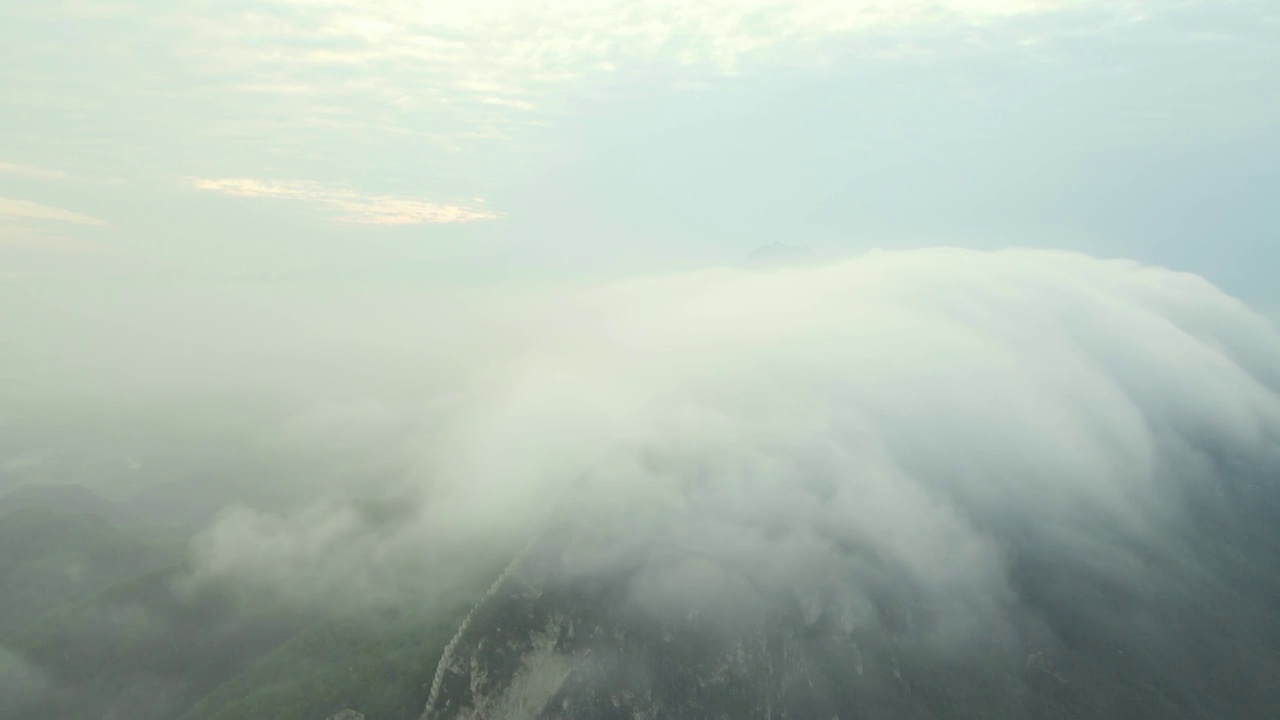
[[0, 487, 470, 720], [0, 502, 174, 638], [11, 566, 313, 720], [183, 605, 464, 720]]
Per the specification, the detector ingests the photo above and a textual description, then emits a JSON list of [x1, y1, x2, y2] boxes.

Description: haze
[[2, 2, 1279, 719]]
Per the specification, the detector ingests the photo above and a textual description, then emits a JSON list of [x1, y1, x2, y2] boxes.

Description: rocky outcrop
[[418, 539, 1041, 720]]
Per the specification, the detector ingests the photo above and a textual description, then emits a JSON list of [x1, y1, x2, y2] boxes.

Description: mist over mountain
[[4, 0, 1279, 712], [4, 248, 1279, 719]]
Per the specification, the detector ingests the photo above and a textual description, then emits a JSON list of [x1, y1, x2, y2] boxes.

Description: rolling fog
[[4, 248, 1280, 717], [186, 247, 1280, 616], [9, 248, 1278, 626]]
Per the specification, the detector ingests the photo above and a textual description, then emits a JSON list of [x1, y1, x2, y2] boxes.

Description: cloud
[[189, 177, 498, 225], [0, 161, 125, 187], [0, 223, 102, 252], [188, 0, 1137, 136], [0, 162, 68, 182], [0, 197, 107, 227], [216, 0, 1087, 84], [181, 247, 1280, 643]]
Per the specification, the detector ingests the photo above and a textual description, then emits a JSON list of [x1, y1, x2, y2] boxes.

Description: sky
[[1, 0, 1278, 308]]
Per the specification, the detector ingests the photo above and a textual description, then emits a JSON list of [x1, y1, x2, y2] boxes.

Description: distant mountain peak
[[743, 243, 813, 268]]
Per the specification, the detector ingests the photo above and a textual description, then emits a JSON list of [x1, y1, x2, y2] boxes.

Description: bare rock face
[[326, 710, 365, 720], [417, 460, 1280, 720], [418, 542, 1037, 720]]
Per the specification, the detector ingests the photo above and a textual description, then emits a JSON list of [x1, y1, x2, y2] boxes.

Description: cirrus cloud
[[0, 197, 107, 227], [189, 177, 499, 225], [192, 0, 1142, 130]]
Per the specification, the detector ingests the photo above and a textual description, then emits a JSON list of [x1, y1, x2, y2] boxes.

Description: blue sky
[[1, 0, 1277, 309]]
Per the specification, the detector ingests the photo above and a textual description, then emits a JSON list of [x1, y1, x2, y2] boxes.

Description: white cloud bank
[[186, 247, 1280, 634]]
